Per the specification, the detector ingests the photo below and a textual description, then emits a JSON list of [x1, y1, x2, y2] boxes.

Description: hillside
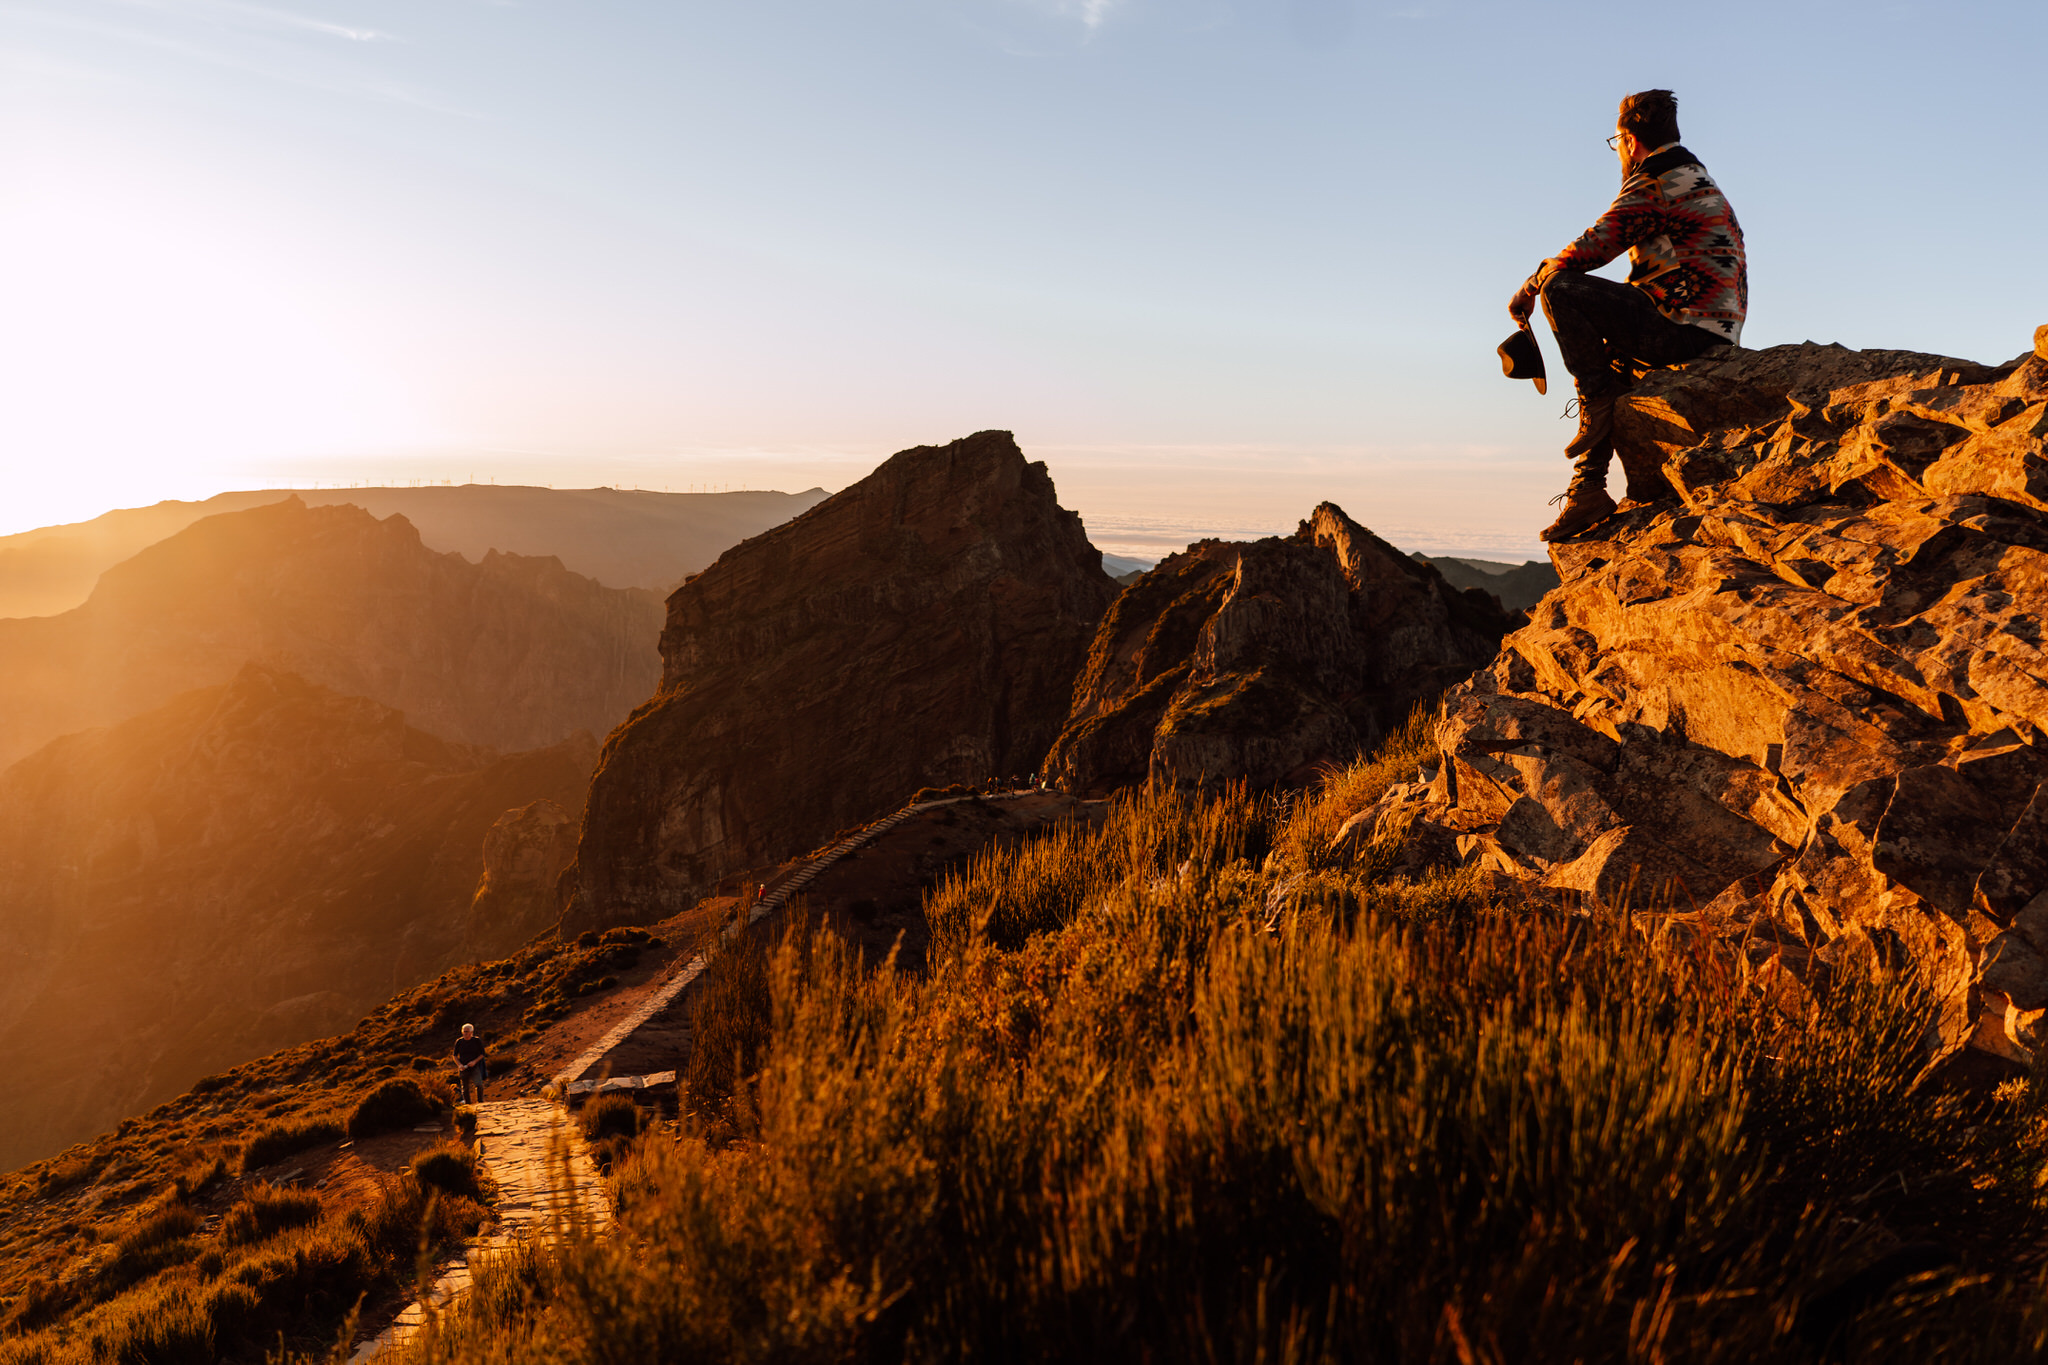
[[0, 485, 829, 619], [0, 665, 597, 1170], [13, 731, 2043, 1361], [0, 919, 690, 1362], [0, 498, 662, 770]]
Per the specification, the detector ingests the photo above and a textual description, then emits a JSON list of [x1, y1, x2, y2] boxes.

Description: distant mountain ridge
[[0, 497, 664, 769], [0, 483, 830, 619], [1409, 553, 1560, 610]]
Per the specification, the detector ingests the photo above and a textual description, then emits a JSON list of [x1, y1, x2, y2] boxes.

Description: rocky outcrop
[[1043, 504, 1518, 794], [572, 431, 1118, 927], [1367, 328, 2048, 1061], [0, 664, 597, 1169], [0, 497, 663, 768], [467, 800, 580, 951]]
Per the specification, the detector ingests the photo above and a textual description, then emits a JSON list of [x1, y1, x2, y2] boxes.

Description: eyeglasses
[[1607, 132, 1626, 150]]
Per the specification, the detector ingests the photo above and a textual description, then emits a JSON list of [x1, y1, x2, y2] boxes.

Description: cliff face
[[573, 431, 1118, 926], [1044, 504, 1517, 794], [466, 799, 580, 952], [0, 665, 596, 1169], [0, 497, 664, 768], [1368, 328, 2048, 1061]]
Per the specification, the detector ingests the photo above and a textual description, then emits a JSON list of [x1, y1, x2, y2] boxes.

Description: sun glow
[[0, 142, 432, 532]]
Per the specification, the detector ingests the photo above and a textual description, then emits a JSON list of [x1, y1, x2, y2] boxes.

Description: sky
[[2, 1, 2044, 562]]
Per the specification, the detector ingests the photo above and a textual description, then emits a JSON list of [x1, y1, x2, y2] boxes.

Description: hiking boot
[[1541, 475, 1618, 543], [1563, 393, 1617, 463]]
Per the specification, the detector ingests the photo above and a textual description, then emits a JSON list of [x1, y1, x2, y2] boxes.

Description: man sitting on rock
[[1509, 88, 1747, 542]]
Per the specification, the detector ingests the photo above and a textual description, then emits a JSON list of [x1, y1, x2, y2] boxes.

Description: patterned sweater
[[1538, 144, 1748, 345]]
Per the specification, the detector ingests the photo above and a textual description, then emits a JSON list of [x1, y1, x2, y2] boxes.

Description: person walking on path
[[454, 1024, 488, 1103], [1507, 89, 1747, 542]]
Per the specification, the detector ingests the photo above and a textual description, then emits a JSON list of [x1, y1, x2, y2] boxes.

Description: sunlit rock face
[[0, 497, 664, 769], [466, 799, 580, 953], [1042, 504, 1517, 795], [571, 431, 1119, 929], [1367, 328, 2048, 1061], [0, 665, 596, 1169]]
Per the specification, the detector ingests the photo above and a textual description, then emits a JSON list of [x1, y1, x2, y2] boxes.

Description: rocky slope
[[0, 664, 596, 1169], [1366, 327, 2048, 1060], [1044, 504, 1517, 794], [0, 497, 663, 769], [572, 431, 1119, 928], [0, 484, 828, 619]]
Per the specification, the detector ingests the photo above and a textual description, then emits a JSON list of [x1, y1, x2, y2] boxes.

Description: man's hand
[[1508, 274, 1539, 326]]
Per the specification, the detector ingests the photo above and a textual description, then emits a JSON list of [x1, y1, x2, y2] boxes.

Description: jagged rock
[[0, 497, 663, 768], [467, 800, 580, 953], [571, 431, 1118, 928], [1370, 329, 2048, 1061], [1043, 504, 1517, 794], [0, 664, 596, 1168]]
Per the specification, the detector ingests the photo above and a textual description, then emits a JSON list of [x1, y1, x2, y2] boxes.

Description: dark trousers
[[1540, 271, 1721, 400]]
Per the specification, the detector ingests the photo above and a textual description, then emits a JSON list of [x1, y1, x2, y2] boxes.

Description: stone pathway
[[547, 790, 1003, 1089], [351, 788, 1024, 1360], [348, 1100, 610, 1361]]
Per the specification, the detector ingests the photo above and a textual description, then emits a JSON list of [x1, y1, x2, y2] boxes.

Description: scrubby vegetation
[[348, 1078, 444, 1141], [411, 1144, 487, 1205], [220, 1185, 324, 1247], [0, 924, 685, 1361], [240, 1115, 346, 1175], [398, 715, 2048, 1363]]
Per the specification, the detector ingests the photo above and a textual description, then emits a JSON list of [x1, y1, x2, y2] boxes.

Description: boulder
[[1043, 503, 1517, 794], [571, 431, 1118, 928], [1370, 329, 2048, 1060]]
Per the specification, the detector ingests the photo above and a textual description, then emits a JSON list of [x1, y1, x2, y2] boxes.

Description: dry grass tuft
[[381, 728, 2048, 1364]]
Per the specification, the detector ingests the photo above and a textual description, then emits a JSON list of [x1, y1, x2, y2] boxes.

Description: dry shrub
[[347, 1172, 488, 1268], [35, 1151, 101, 1193], [380, 742, 2048, 1365], [412, 1142, 485, 1202], [347, 1077, 439, 1140], [579, 1094, 640, 1144], [682, 928, 777, 1137], [220, 1183, 325, 1246], [241, 1114, 345, 1173], [100, 1204, 203, 1291]]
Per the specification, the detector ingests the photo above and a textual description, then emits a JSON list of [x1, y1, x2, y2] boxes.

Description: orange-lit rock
[[1043, 504, 1516, 794], [467, 799, 580, 951], [1369, 328, 2048, 1061]]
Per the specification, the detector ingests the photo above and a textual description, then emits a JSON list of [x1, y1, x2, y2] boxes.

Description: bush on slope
[[400, 721, 2048, 1364]]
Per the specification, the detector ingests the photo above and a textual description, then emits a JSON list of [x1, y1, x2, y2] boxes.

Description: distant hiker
[[1508, 89, 1747, 542], [454, 1024, 488, 1103]]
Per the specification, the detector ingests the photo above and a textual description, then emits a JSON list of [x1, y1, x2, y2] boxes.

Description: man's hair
[[1617, 89, 1681, 147]]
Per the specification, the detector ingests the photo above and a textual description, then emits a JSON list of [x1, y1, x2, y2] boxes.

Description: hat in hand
[[1498, 327, 1547, 395]]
